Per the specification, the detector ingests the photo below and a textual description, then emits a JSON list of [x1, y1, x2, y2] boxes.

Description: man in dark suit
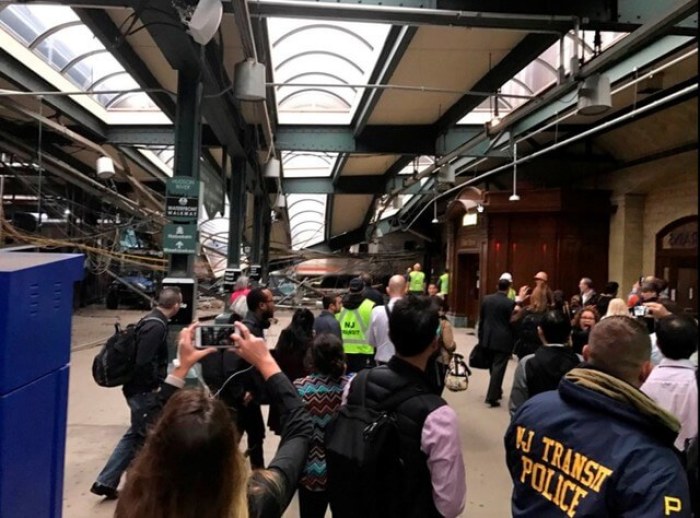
[[478, 278, 516, 407]]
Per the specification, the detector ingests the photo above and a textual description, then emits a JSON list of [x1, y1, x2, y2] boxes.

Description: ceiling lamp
[[234, 58, 267, 101], [183, 0, 223, 45], [275, 192, 286, 209], [437, 162, 455, 186], [432, 194, 439, 224], [96, 156, 115, 180], [264, 157, 280, 178], [509, 142, 520, 202], [577, 74, 612, 115]]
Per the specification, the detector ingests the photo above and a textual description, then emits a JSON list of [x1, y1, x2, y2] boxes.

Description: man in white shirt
[[579, 277, 598, 307], [368, 274, 406, 365], [641, 314, 698, 450]]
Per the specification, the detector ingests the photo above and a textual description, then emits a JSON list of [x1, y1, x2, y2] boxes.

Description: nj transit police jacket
[[505, 366, 691, 518]]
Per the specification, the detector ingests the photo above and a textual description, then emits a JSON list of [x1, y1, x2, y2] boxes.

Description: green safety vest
[[408, 270, 425, 292], [336, 299, 375, 355], [439, 273, 449, 295]]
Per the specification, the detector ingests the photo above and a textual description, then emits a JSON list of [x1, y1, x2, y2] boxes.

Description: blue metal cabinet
[[0, 253, 83, 518]]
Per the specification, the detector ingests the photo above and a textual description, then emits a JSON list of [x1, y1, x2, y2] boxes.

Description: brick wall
[[642, 167, 698, 273]]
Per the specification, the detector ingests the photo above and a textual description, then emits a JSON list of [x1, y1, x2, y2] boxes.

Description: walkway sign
[[163, 223, 198, 254], [165, 177, 200, 221]]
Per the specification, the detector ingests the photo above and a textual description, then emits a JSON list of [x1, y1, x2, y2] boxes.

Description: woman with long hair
[[115, 322, 313, 518], [511, 286, 550, 359], [603, 298, 631, 319], [268, 308, 315, 434], [293, 334, 350, 518]]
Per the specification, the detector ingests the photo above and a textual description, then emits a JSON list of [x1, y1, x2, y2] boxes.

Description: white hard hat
[[499, 272, 513, 282]]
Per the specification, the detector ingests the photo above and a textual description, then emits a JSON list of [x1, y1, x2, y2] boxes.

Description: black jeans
[[486, 351, 511, 402], [298, 487, 329, 518], [236, 402, 266, 469]]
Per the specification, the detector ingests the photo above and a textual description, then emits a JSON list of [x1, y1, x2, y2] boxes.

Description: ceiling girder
[[104, 124, 219, 147], [0, 49, 107, 140], [275, 125, 492, 155], [274, 175, 426, 195]]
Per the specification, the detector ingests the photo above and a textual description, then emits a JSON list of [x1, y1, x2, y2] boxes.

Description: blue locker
[[0, 253, 83, 518]]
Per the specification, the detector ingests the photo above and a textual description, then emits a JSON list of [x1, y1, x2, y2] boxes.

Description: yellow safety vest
[[439, 273, 449, 295], [408, 271, 425, 292], [336, 299, 375, 355]]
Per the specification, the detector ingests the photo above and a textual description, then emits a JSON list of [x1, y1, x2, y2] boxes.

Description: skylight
[[267, 18, 391, 125], [287, 194, 327, 249], [458, 30, 628, 124], [0, 4, 161, 114]]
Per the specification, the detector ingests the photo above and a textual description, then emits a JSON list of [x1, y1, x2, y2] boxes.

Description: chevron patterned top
[[294, 373, 352, 491]]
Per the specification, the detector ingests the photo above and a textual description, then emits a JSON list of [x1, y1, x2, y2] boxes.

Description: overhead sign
[[166, 177, 200, 221], [248, 264, 262, 281], [163, 223, 198, 255]]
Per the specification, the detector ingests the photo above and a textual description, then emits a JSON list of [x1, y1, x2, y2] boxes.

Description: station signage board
[[162, 223, 198, 254], [165, 177, 200, 221]]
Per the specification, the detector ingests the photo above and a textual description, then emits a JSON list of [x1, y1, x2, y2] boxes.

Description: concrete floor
[[63, 307, 518, 517]]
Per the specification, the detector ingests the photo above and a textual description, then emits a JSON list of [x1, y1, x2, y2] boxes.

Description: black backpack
[[325, 368, 422, 518], [92, 317, 165, 387]]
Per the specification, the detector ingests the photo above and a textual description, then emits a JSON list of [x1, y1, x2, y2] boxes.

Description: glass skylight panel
[[287, 194, 326, 249], [0, 4, 161, 113], [282, 151, 337, 178], [458, 31, 628, 123], [268, 18, 391, 124]]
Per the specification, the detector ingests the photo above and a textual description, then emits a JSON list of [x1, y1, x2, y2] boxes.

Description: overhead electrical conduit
[[402, 81, 698, 229]]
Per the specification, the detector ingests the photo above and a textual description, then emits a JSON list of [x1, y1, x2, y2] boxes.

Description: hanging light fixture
[[432, 192, 439, 224], [476, 202, 484, 213], [234, 58, 267, 101], [509, 141, 520, 202], [577, 74, 612, 115], [264, 157, 280, 178]]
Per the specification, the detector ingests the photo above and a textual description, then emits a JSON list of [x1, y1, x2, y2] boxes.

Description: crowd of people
[[90, 265, 697, 518]]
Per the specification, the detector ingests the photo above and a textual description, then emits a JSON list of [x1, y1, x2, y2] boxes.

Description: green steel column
[[169, 68, 202, 278], [261, 209, 272, 283], [227, 157, 247, 268], [251, 193, 265, 264]]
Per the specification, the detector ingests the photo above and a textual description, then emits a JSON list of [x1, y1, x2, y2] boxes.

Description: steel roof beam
[[0, 49, 106, 140], [104, 124, 219, 146], [275, 125, 487, 155], [273, 175, 426, 195]]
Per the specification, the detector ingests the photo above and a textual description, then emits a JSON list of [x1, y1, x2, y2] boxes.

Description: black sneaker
[[485, 400, 501, 408], [90, 482, 118, 500]]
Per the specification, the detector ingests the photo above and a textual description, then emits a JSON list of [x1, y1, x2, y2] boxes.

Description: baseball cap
[[348, 277, 364, 293], [499, 272, 513, 282]]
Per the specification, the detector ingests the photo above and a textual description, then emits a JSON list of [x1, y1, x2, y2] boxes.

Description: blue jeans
[[95, 391, 159, 489]]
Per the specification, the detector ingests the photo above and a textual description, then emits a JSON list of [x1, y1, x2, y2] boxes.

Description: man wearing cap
[[408, 263, 426, 295], [500, 272, 516, 301], [337, 277, 377, 372]]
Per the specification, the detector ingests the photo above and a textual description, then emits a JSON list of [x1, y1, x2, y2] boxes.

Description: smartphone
[[633, 305, 649, 317], [195, 325, 238, 348]]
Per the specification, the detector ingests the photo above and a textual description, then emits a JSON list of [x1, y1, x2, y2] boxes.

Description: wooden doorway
[[656, 216, 698, 317], [456, 252, 480, 327]]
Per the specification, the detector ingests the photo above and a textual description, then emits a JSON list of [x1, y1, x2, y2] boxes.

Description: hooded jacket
[[505, 366, 690, 517]]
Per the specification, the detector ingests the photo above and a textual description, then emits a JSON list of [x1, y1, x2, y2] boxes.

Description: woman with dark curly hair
[[570, 305, 600, 355], [268, 308, 315, 434]]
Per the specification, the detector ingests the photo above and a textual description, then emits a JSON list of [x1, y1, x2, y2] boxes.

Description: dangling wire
[[36, 96, 44, 229]]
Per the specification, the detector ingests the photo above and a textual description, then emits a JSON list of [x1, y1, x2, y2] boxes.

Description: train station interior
[[0, 0, 697, 516]]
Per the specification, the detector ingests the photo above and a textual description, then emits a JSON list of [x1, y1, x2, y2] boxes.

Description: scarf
[[564, 367, 680, 434]]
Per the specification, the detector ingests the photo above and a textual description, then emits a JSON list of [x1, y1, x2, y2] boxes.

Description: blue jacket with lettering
[[505, 366, 690, 518]]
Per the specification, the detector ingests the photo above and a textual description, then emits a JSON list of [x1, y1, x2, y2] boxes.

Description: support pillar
[[251, 193, 265, 264], [227, 157, 247, 269], [608, 193, 645, 294], [169, 68, 202, 278], [261, 210, 272, 283]]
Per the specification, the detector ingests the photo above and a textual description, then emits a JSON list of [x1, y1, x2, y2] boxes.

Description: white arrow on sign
[[176, 241, 184, 248]]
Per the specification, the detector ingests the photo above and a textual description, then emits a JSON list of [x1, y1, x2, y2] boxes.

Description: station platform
[[62, 307, 518, 517]]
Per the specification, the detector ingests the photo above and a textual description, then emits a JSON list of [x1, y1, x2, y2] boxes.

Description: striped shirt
[[294, 373, 351, 491]]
